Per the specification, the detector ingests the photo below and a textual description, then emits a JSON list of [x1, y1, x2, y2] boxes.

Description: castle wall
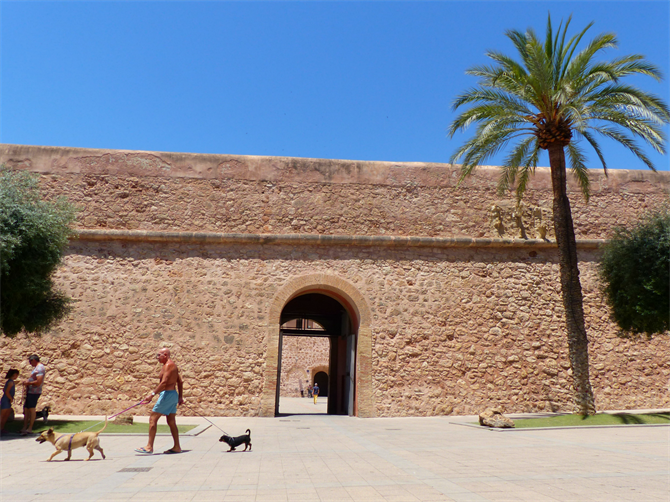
[[1, 144, 668, 417], [3, 144, 666, 240]]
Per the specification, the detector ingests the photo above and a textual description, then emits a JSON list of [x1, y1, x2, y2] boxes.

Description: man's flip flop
[[163, 449, 182, 454], [134, 447, 153, 454]]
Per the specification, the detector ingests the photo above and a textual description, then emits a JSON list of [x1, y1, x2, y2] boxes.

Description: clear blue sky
[[2, 1, 669, 171]]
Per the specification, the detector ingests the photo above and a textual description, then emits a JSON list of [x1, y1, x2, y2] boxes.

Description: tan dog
[[36, 417, 107, 461]]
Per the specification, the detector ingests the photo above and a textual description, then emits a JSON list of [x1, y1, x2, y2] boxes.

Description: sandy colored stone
[[479, 407, 515, 428], [0, 145, 668, 417]]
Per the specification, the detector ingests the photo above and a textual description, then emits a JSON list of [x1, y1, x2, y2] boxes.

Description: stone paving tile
[[373, 484, 423, 501], [128, 491, 196, 502], [218, 489, 257, 502], [482, 491, 558, 502], [2, 412, 669, 502], [344, 486, 387, 501], [255, 488, 289, 501], [189, 490, 231, 501], [317, 486, 354, 501], [286, 487, 321, 499]]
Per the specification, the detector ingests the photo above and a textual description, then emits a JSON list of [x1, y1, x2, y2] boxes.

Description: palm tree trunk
[[548, 145, 596, 415]]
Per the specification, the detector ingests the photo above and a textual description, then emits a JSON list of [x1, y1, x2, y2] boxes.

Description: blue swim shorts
[[152, 390, 179, 415]]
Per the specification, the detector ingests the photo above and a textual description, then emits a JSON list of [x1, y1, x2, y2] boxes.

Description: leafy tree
[[448, 15, 669, 414], [599, 211, 670, 336], [0, 167, 78, 336]]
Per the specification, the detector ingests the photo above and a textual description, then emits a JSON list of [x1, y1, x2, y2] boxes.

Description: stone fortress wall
[[0, 144, 668, 417]]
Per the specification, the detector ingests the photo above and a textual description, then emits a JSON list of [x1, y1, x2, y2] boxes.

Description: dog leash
[[76, 400, 145, 433], [181, 403, 229, 435], [72, 400, 229, 435], [108, 401, 145, 420]]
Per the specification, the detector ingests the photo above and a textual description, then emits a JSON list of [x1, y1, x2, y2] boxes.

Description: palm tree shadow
[[610, 413, 670, 424], [612, 413, 644, 424], [646, 413, 670, 422], [3, 418, 87, 442]]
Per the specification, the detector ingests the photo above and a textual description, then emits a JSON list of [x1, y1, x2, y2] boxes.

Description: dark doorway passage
[[314, 371, 329, 397], [276, 293, 357, 416]]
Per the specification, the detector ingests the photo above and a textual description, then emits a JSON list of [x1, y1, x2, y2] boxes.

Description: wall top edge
[[2, 143, 668, 192], [71, 228, 605, 249]]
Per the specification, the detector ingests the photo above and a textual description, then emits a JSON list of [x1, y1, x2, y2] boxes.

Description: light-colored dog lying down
[[35, 417, 107, 461]]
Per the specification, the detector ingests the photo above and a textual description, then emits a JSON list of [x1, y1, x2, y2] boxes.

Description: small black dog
[[219, 429, 251, 452], [36, 406, 51, 424]]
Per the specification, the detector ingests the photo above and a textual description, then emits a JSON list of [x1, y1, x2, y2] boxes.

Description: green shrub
[[599, 210, 670, 336], [0, 167, 78, 336]]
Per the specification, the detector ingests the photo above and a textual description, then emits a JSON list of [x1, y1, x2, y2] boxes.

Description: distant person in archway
[[313, 382, 319, 404]]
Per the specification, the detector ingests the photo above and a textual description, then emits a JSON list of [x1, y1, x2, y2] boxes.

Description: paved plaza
[[1, 401, 668, 502]]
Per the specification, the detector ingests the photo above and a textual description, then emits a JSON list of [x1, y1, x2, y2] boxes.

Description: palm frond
[[448, 13, 669, 203], [578, 129, 608, 175], [554, 15, 572, 71], [451, 87, 532, 113], [498, 136, 535, 194], [590, 125, 657, 170], [588, 109, 666, 152], [608, 55, 664, 80], [588, 84, 670, 122], [448, 107, 532, 139], [451, 124, 532, 183], [563, 29, 613, 83], [515, 144, 541, 200], [567, 143, 591, 201], [498, 137, 541, 198]]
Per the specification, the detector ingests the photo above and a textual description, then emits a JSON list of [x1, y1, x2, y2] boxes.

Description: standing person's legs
[[21, 407, 36, 433], [21, 393, 39, 433], [165, 413, 181, 453], [144, 411, 162, 452], [314, 394, 317, 404], [1, 408, 11, 431]]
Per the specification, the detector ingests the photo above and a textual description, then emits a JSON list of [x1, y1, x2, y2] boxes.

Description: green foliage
[[599, 211, 670, 336], [448, 14, 670, 200], [513, 412, 670, 428], [1, 418, 197, 435], [0, 167, 78, 336]]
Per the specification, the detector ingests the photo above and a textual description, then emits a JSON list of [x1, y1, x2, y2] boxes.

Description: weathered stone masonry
[[0, 144, 668, 417]]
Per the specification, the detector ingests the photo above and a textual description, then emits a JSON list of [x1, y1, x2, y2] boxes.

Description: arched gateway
[[261, 274, 373, 417]]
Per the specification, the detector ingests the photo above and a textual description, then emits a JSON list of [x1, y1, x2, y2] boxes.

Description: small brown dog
[[36, 417, 107, 461]]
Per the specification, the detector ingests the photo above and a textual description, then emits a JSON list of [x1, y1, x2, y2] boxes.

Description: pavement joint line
[[454, 470, 670, 483], [525, 434, 670, 462], [449, 421, 670, 432], [325, 420, 489, 501]]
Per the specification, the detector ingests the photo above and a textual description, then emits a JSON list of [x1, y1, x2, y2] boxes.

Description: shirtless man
[[135, 347, 184, 454]]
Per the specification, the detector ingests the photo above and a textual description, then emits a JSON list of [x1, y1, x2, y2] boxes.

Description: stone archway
[[313, 371, 329, 397], [260, 274, 373, 417]]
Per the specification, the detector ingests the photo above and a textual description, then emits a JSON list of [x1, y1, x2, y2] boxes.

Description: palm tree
[[448, 15, 669, 415]]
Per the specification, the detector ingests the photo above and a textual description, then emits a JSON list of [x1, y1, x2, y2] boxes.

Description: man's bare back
[[158, 360, 180, 391]]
